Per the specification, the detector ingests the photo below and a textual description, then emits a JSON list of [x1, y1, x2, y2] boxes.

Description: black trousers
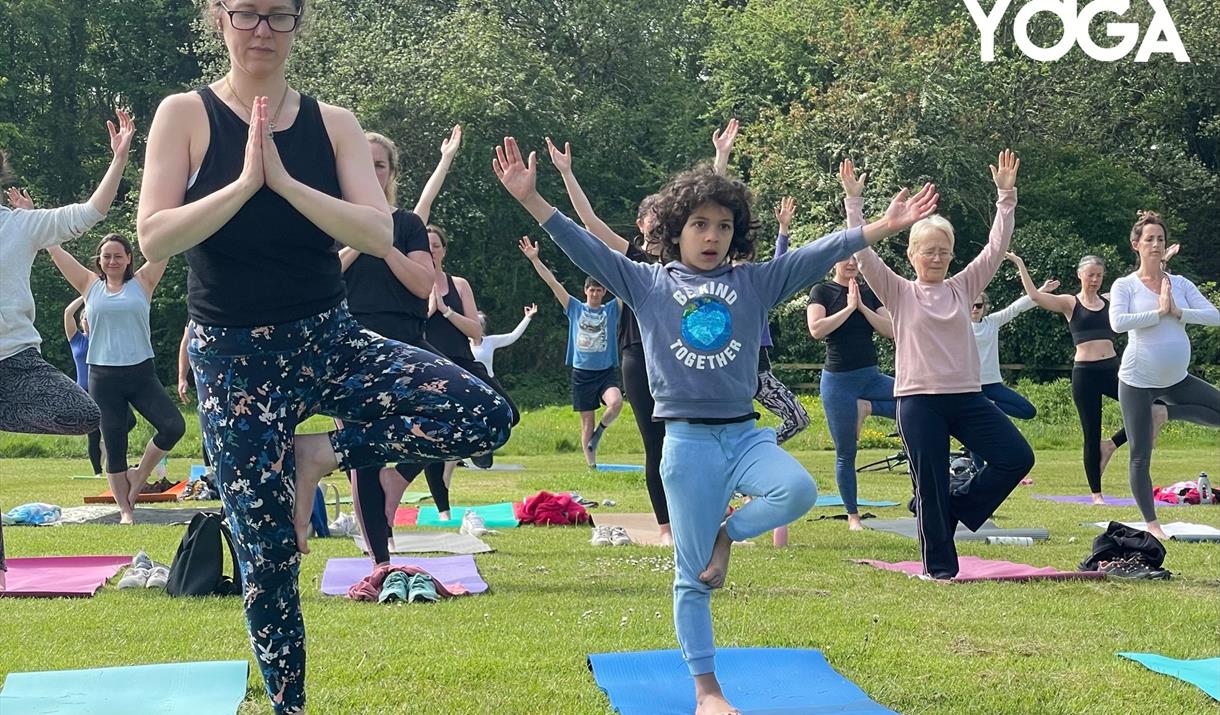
[[622, 344, 668, 525], [87, 406, 138, 475]]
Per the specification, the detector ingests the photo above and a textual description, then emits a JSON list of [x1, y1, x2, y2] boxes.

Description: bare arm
[[87, 108, 135, 217], [1007, 252, 1073, 316], [546, 138, 631, 254], [385, 249, 435, 299], [413, 125, 461, 225], [177, 326, 191, 403], [442, 276, 483, 340], [806, 302, 854, 339], [45, 245, 98, 297], [712, 118, 739, 176], [63, 296, 84, 341], [338, 246, 360, 272], [519, 236, 572, 308], [860, 304, 894, 339], [134, 258, 170, 297]]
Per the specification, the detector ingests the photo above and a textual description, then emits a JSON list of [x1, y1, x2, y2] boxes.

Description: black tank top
[[617, 243, 652, 351], [184, 87, 344, 327], [344, 209, 430, 331], [425, 274, 474, 361], [1068, 296, 1116, 345]]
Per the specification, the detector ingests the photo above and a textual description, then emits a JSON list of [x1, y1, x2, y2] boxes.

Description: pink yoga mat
[[856, 556, 1107, 583], [320, 555, 488, 596], [1033, 495, 1182, 507], [393, 507, 419, 527], [0, 556, 130, 598]]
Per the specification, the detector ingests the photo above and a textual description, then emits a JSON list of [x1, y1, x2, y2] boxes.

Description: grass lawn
[[1, 439, 1217, 714]]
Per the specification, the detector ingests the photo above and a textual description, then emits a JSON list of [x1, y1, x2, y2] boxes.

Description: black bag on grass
[[166, 512, 242, 597], [1080, 521, 1167, 571]]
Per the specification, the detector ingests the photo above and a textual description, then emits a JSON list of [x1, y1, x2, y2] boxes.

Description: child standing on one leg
[[520, 236, 623, 466], [495, 137, 937, 713]]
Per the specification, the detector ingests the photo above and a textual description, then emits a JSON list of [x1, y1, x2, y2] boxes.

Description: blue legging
[[663, 420, 817, 676], [819, 366, 896, 514], [190, 304, 512, 714]]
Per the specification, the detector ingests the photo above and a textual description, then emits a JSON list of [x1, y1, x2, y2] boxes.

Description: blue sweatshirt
[[541, 210, 866, 419]]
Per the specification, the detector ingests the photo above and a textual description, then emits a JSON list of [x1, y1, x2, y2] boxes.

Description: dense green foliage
[[2, 0, 1217, 391]]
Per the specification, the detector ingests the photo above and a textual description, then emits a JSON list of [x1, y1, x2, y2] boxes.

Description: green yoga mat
[[0, 660, 248, 715], [338, 491, 432, 505], [417, 502, 519, 528]]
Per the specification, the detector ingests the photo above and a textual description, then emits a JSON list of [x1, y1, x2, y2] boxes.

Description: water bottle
[[156, 456, 169, 480], [986, 536, 1033, 546], [1199, 472, 1212, 505]]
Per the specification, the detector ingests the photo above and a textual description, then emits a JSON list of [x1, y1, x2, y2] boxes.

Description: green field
[[1, 403, 1217, 713]]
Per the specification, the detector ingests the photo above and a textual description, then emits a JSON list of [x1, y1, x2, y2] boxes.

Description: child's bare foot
[[1091, 493, 1106, 506], [293, 440, 336, 554], [846, 513, 864, 531], [658, 523, 673, 547], [1098, 439, 1117, 477], [699, 524, 733, 589]]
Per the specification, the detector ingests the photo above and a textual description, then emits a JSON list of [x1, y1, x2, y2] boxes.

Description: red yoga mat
[[84, 481, 187, 504], [393, 506, 419, 527], [0, 556, 131, 597], [856, 556, 1107, 583]]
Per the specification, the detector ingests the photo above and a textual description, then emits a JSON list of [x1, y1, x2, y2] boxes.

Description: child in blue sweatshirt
[[494, 137, 938, 715]]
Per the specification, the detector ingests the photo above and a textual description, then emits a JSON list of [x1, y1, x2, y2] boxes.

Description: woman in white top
[[1110, 211, 1220, 539], [471, 303, 537, 377], [47, 232, 181, 524]]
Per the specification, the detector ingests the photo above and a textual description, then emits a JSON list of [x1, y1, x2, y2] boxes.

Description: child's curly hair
[[645, 166, 756, 265]]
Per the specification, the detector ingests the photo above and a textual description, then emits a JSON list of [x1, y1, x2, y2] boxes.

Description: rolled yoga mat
[[588, 648, 897, 714], [321, 554, 489, 596], [0, 556, 131, 598], [353, 531, 493, 555], [0, 660, 248, 715], [1117, 653, 1219, 701], [856, 556, 1106, 583], [864, 518, 1049, 542]]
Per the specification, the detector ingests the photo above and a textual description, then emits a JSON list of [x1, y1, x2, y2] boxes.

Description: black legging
[[1071, 358, 1129, 493], [89, 359, 186, 473], [622, 344, 668, 525], [87, 406, 138, 475]]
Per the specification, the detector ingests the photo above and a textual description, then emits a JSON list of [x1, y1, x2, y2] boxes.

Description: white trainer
[[590, 525, 613, 546], [609, 525, 632, 546], [460, 510, 493, 537]]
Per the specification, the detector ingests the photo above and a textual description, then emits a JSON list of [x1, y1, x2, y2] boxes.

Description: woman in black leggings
[[65, 296, 137, 477], [1009, 252, 1170, 504], [547, 138, 672, 544], [47, 233, 182, 524]]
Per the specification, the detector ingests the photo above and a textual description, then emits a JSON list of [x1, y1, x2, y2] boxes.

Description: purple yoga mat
[[1033, 494, 1183, 507], [0, 556, 130, 598], [856, 556, 1107, 583], [320, 555, 488, 596]]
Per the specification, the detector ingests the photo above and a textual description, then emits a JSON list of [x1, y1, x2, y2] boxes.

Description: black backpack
[[1080, 521, 1167, 571], [166, 512, 243, 597]]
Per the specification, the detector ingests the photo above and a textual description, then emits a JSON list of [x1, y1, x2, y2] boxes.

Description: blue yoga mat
[[588, 648, 897, 714], [1118, 652, 1219, 701], [596, 463, 644, 472], [189, 464, 207, 482], [812, 494, 899, 508], [0, 660, 248, 714]]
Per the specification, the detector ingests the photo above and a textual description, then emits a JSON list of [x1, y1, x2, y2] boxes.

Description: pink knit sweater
[[849, 189, 1017, 396]]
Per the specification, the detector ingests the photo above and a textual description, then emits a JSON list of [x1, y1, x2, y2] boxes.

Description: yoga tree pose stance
[[0, 111, 133, 588], [848, 152, 1035, 581], [496, 135, 936, 715], [1009, 251, 1172, 503], [137, 3, 510, 710], [1109, 211, 1219, 540]]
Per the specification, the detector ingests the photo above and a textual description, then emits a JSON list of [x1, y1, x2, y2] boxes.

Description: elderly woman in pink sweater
[[843, 151, 1034, 579]]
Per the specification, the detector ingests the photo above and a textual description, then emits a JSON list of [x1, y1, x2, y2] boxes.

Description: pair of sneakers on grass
[[377, 571, 439, 603], [116, 550, 169, 589], [590, 525, 632, 546]]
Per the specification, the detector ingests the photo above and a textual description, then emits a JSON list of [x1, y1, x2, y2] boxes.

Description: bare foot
[[293, 441, 336, 554], [846, 513, 864, 531], [699, 524, 733, 589], [1145, 521, 1169, 541], [1098, 439, 1117, 477], [695, 689, 740, 715], [106, 472, 135, 524], [437, 511, 451, 522], [658, 523, 673, 547], [379, 466, 408, 524], [126, 468, 149, 512], [1091, 493, 1106, 505]]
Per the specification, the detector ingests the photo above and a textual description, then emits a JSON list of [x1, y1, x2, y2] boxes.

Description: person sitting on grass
[[494, 136, 937, 715], [520, 235, 623, 467]]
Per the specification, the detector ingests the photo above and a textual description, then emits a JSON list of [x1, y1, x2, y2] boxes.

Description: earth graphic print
[[681, 296, 733, 352]]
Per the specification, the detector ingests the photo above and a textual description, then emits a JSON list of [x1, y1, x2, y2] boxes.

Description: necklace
[[224, 75, 291, 130]]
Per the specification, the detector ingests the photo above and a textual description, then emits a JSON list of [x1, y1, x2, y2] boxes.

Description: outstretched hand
[[774, 196, 796, 233], [990, 148, 1020, 191], [5, 187, 34, 209], [545, 137, 572, 175], [712, 118, 739, 157], [107, 107, 136, 159], [1039, 279, 1060, 293], [883, 183, 939, 233], [839, 159, 867, 198], [493, 137, 539, 203], [440, 125, 462, 160], [518, 235, 541, 261]]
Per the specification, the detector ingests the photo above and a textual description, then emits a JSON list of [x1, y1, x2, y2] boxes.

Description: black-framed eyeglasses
[[219, 2, 300, 32]]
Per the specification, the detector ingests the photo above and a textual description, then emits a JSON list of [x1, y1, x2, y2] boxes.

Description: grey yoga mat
[[864, 518, 1049, 541], [352, 531, 494, 555]]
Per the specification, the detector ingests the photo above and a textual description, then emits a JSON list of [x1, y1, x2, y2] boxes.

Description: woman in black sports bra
[[1009, 252, 1169, 503]]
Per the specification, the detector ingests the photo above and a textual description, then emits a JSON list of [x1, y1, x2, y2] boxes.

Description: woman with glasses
[[848, 153, 1035, 580], [136, 2, 511, 712]]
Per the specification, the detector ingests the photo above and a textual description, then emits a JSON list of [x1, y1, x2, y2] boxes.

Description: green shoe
[[378, 571, 410, 603], [407, 574, 439, 603]]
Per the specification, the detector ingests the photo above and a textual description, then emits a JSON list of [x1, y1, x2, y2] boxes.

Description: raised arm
[[491, 304, 537, 349], [987, 292, 1040, 328], [413, 125, 461, 225], [1176, 277, 1220, 326], [134, 258, 170, 297], [87, 108, 134, 218], [712, 118, 739, 176], [519, 236, 571, 309], [773, 196, 795, 258], [1109, 277, 1160, 333], [63, 296, 85, 341], [839, 159, 903, 304], [956, 150, 1020, 301], [45, 244, 98, 297], [545, 138, 631, 254], [1006, 252, 1073, 316]]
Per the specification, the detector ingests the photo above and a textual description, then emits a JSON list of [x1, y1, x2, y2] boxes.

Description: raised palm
[[883, 183, 939, 232], [990, 149, 1020, 191], [545, 137, 572, 174], [108, 108, 135, 157], [440, 125, 462, 160], [712, 118, 739, 155], [518, 236, 540, 261], [838, 159, 867, 198], [493, 137, 538, 203]]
